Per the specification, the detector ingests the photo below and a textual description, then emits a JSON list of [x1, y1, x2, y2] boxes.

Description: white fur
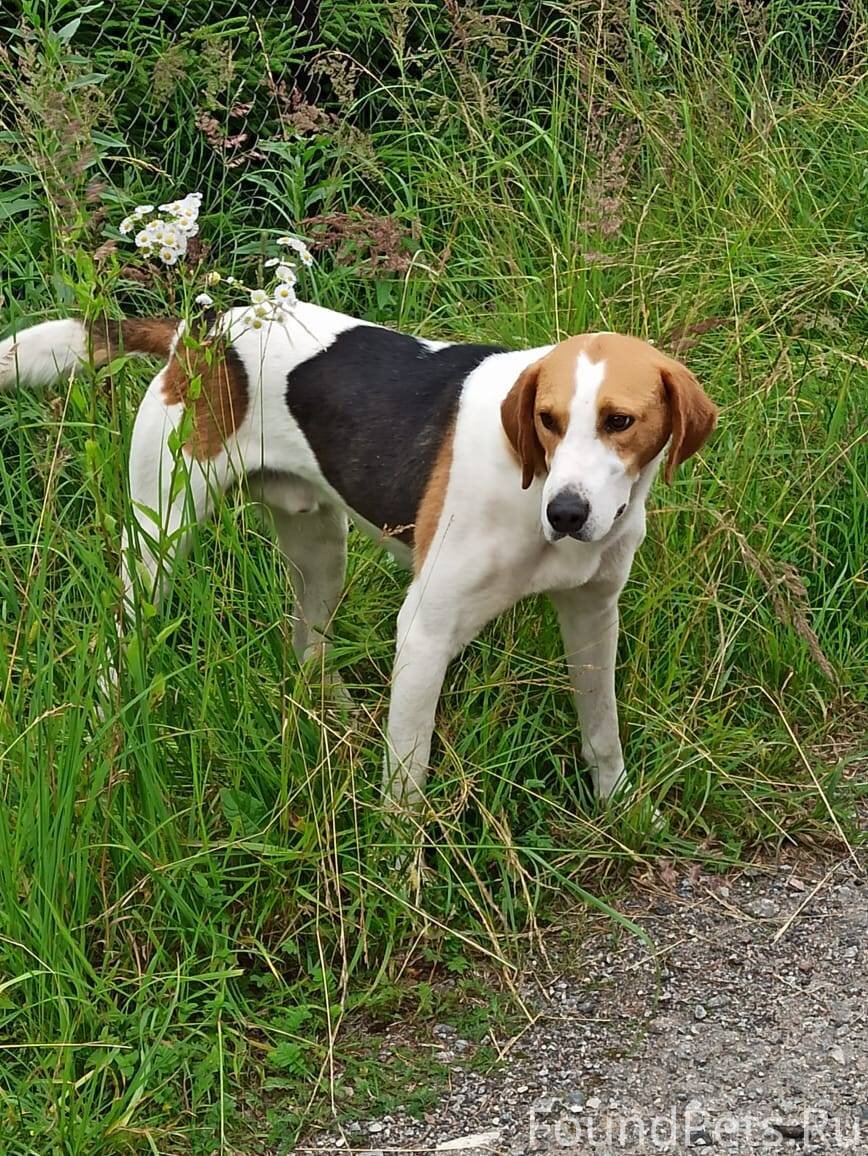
[[0, 319, 89, 390], [3, 303, 664, 812]]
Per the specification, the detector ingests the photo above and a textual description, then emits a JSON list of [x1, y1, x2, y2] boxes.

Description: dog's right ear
[[501, 361, 546, 489]]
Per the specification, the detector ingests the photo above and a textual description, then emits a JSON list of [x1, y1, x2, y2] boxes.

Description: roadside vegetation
[[0, 1, 865, 1150]]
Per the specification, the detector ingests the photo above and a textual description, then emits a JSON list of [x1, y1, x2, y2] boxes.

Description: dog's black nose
[[546, 491, 590, 536]]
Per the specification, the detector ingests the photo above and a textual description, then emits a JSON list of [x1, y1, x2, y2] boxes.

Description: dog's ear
[[501, 360, 546, 489], [660, 358, 718, 484]]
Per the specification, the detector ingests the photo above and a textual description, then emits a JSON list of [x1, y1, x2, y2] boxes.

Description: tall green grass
[[1, 1, 866, 1151]]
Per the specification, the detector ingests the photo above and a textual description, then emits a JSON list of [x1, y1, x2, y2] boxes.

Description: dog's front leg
[[383, 589, 454, 809], [550, 583, 627, 800], [383, 569, 495, 810]]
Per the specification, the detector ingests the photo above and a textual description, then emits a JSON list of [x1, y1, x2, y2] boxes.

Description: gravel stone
[[744, 897, 781, 919], [771, 1121, 805, 1139], [688, 1127, 714, 1146], [296, 846, 868, 1156]]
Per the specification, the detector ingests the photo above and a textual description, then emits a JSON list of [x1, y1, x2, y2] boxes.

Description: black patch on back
[[285, 326, 505, 542]]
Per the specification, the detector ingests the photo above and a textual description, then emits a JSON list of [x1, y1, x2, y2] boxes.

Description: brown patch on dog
[[532, 337, 589, 456], [84, 316, 248, 458], [588, 333, 716, 481], [588, 334, 673, 475], [414, 423, 456, 571], [161, 338, 249, 460], [503, 332, 716, 487], [87, 317, 178, 365]]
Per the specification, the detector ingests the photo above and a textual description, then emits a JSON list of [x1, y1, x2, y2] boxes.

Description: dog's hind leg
[[122, 370, 237, 622], [255, 475, 349, 690], [97, 368, 238, 710]]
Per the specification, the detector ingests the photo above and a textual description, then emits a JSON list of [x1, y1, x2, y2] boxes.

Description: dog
[[0, 304, 717, 808]]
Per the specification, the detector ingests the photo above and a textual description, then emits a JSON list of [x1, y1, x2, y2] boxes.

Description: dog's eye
[[606, 414, 634, 432], [538, 411, 557, 432]]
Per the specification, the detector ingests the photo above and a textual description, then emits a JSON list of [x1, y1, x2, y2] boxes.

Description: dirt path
[[300, 841, 867, 1155]]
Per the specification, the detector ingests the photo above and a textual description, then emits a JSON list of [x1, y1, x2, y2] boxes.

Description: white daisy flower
[[134, 228, 151, 248], [253, 303, 270, 319], [178, 197, 200, 214], [134, 204, 154, 217], [194, 292, 214, 307], [249, 316, 264, 330], [273, 283, 297, 306], [119, 216, 135, 235], [274, 263, 297, 284], [159, 247, 179, 266], [249, 288, 268, 304]]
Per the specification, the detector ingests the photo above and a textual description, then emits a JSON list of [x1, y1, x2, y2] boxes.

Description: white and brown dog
[[0, 304, 717, 808]]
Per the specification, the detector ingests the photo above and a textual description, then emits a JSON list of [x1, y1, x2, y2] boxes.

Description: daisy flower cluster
[[202, 235, 315, 330], [117, 193, 315, 332], [119, 192, 202, 266]]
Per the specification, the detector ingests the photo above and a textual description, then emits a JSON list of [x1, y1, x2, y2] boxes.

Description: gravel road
[[299, 842, 867, 1155]]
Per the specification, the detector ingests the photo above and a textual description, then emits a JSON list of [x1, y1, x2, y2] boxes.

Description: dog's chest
[[528, 538, 607, 595]]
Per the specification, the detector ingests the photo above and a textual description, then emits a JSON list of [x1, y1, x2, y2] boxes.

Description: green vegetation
[[1, 1, 865, 1150]]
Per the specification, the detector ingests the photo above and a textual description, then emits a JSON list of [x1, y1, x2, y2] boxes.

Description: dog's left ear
[[660, 358, 718, 484], [501, 360, 547, 489]]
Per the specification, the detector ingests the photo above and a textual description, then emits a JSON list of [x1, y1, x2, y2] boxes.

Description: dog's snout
[[546, 491, 590, 537]]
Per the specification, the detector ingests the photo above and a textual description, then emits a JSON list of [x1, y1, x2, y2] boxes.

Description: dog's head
[[501, 333, 717, 543]]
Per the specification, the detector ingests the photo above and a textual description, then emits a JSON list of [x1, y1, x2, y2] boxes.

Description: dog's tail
[[0, 316, 178, 392]]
